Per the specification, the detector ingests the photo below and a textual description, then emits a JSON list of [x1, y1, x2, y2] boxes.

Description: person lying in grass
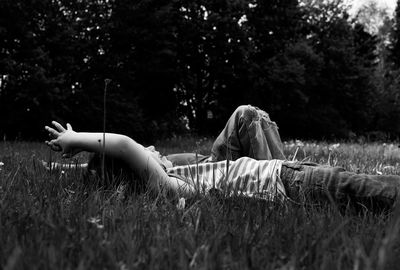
[[44, 105, 285, 169], [45, 105, 400, 212]]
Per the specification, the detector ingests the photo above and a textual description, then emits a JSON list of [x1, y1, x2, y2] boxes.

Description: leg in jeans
[[281, 162, 400, 212], [211, 105, 286, 161]]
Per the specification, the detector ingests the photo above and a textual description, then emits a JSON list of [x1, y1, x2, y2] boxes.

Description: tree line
[[1, 0, 400, 142]]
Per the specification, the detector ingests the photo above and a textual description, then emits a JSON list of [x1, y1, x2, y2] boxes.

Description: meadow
[[1, 138, 400, 270]]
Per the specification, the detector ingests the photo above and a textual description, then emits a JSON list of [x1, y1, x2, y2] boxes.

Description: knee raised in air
[[234, 105, 258, 120]]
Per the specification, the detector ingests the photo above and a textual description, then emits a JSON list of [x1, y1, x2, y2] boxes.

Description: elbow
[[116, 135, 150, 165], [117, 135, 136, 156]]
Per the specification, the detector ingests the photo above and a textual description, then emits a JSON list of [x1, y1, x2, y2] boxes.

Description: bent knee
[[233, 105, 262, 122], [234, 104, 257, 117]]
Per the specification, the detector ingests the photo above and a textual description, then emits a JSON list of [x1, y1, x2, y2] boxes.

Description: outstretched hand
[[45, 121, 80, 158]]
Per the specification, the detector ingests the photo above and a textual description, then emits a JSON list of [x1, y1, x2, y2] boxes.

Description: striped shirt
[[166, 157, 286, 200]]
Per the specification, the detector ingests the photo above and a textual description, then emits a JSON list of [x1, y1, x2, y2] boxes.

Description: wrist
[[65, 131, 80, 150]]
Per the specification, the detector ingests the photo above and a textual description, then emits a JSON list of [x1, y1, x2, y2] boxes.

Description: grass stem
[[102, 79, 110, 182]]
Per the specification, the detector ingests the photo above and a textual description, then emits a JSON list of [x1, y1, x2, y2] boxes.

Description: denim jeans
[[281, 162, 400, 211], [210, 105, 286, 161], [167, 105, 285, 166]]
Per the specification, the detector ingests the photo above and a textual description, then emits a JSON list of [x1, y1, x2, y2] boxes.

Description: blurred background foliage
[[1, 0, 400, 142]]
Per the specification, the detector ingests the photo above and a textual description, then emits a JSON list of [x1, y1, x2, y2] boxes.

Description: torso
[[167, 157, 286, 200]]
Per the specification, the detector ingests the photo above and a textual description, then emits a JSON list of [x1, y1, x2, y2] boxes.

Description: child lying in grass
[[45, 105, 400, 212]]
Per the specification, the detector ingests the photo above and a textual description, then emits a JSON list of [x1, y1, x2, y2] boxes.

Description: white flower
[[87, 216, 104, 229], [177, 197, 186, 210], [87, 217, 101, 224], [59, 170, 66, 180]]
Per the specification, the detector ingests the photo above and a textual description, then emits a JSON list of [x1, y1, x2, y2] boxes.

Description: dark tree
[[105, 0, 183, 140], [0, 0, 396, 140], [391, 0, 400, 67], [172, 0, 251, 133], [0, 0, 79, 139], [271, 0, 379, 139]]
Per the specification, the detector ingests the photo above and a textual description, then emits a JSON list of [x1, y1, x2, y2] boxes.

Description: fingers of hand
[[52, 121, 66, 132], [45, 126, 60, 138], [66, 123, 73, 131]]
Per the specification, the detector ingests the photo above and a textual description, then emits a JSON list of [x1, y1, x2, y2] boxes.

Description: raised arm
[[45, 121, 194, 196]]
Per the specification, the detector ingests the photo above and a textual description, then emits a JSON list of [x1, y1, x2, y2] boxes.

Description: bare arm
[[45, 121, 194, 196]]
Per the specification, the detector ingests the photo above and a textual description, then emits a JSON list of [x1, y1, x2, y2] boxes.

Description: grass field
[[1, 138, 400, 270]]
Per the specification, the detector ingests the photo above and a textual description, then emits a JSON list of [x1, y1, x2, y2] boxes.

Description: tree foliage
[[391, 0, 400, 67], [0, 0, 399, 141]]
